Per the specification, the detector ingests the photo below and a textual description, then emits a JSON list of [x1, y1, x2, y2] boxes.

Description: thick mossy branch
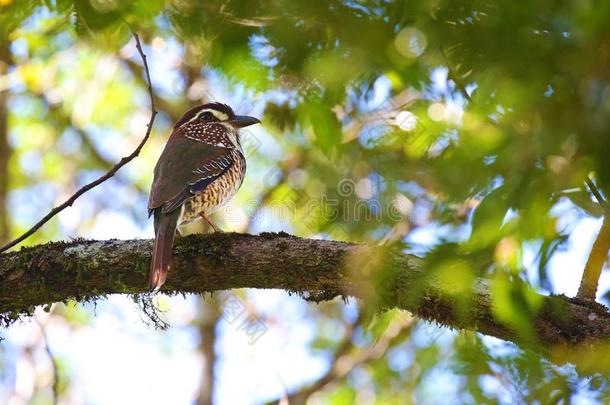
[[0, 232, 609, 373]]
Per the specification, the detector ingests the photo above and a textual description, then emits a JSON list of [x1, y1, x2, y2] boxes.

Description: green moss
[[111, 272, 130, 292], [260, 231, 291, 239], [276, 240, 289, 252], [134, 260, 147, 275]]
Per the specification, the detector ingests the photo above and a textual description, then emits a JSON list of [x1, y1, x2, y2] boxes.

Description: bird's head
[[174, 102, 260, 130]]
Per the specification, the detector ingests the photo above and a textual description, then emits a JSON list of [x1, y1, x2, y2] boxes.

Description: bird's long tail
[[149, 209, 180, 291]]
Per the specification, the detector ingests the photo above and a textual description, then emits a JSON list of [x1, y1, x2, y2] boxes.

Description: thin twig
[[585, 176, 606, 206], [0, 30, 157, 253]]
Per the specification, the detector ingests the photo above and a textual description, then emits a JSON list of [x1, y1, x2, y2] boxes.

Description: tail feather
[[149, 209, 180, 291]]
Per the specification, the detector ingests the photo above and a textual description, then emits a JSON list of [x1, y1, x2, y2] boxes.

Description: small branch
[[585, 176, 606, 206], [577, 213, 610, 300], [0, 30, 157, 253]]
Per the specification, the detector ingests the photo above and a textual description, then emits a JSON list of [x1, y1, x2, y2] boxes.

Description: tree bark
[[0, 232, 609, 374], [577, 214, 610, 300], [0, 41, 12, 244]]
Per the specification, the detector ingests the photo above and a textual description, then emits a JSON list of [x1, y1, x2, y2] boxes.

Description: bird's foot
[[200, 213, 222, 233]]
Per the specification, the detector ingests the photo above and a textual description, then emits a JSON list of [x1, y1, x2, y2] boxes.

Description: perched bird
[[148, 102, 260, 290]]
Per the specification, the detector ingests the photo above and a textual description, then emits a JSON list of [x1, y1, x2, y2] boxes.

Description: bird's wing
[[147, 134, 235, 215]]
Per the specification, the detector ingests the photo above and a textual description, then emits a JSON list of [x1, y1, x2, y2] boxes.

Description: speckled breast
[[179, 149, 246, 225]]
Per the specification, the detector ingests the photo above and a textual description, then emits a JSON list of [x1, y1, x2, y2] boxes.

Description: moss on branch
[[0, 232, 609, 374]]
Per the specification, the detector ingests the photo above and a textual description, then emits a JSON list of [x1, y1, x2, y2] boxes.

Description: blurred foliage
[[1, 0, 610, 403]]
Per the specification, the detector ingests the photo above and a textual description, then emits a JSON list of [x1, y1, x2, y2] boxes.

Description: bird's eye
[[199, 112, 215, 121]]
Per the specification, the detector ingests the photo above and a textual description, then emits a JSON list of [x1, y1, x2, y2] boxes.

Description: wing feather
[[148, 133, 234, 215]]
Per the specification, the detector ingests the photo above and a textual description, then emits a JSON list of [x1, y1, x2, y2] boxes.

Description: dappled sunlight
[[0, 0, 609, 404]]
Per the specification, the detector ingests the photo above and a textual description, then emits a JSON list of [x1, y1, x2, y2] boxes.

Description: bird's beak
[[230, 115, 260, 128]]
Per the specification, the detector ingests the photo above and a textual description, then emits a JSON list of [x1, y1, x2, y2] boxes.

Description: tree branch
[[585, 176, 606, 206], [0, 233, 609, 374], [577, 213, 610, 300], [0, 40, 12, 244], [0, 30, 157, 253]]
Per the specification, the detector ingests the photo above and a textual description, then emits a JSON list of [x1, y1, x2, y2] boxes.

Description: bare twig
[[585, 176, 606, 206], [0, 30, 157, 253]]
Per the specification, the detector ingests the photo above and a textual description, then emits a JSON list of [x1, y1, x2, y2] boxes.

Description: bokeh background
[[0, 1, 610, 404]]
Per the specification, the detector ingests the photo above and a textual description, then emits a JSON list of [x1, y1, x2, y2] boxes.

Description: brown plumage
[[148, 103, 260, 290]]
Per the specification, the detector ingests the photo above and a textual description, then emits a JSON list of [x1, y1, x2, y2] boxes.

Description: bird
[[147, 102, 260, 291]]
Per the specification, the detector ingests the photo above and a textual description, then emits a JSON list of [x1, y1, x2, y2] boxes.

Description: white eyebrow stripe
[[184, 108, 230, 125], [199, 109, 229, 121]]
